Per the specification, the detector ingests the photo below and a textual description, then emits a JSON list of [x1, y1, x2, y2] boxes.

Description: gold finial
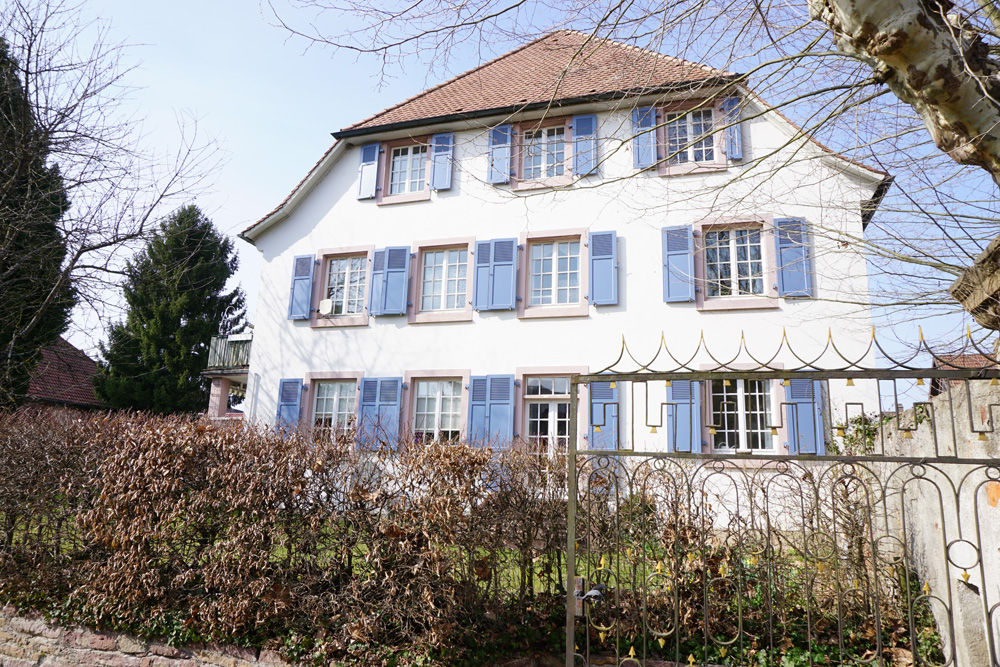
[[626, 547, 633, 559], [655, 560, 664, 574], [687, 552, 697, 563], [600, 631, 607, 644], [903, 430, 913, 440], [968, 324, 974, 339], [594, 425, 602, 433], [723, 379, 731, 387], [688, 654, 697, 666], [650, 425, 658, 434], [917, 378, 925, 386], [922, 581, 931, 595], [992, 378, 999, 386], [665, 380, 672, 388], [658, 637, 666, 649], [708, 426, 717, 435], [719, 561, 729, 577], [817, 561, 827, 574], [719, 647, 728, 658], [836, 427, 845, 437], [748, 555, 758, 567], [575, 644, 579, 651], [962, 570, 970, 583], [845, 378, 855, 387], [919, 326, 925, 342], [609, 381, 616, 389], [628, 646, 636, 659], [770, 427, 778, 436], [979, 432, 988, 441], [782, 379, 791, 386], [599, 555, 607, 570]]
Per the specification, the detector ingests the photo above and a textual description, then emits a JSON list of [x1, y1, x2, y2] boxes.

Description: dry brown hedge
[[0, 410, 569, 665]]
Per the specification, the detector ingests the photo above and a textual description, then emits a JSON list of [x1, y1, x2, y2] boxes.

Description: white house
[[212, 30, 890, 456]]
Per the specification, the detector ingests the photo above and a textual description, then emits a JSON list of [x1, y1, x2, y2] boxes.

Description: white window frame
[[378, 138, 432, 205], [512, 117, 574, 190], [664, 108, 715, 165], [524, 376, 572, 454], [528, 239, 581, 306], [517, 230, 589, 319], [324, 255, 368, 316], [311, 246, 373, 328], [693, 217, 778, 312], [704, 228, 765, 298], [412, 378, 463, 443], [420, 247, 468, 312], [388, 144, 428, 195], [656, 100, 727, 176], [312, 380, 357, 441], [709, 378, 775, 453]]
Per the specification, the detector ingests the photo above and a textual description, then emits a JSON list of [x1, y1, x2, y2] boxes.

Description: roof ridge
[[344, 32, 558, 132]]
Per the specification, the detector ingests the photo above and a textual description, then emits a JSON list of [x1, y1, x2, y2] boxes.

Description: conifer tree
[[95, 205, 244, 413], [0, 36, 74, 407]]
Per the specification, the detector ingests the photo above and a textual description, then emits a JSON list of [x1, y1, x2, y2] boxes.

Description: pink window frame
[[407, 237, 476, 324], [517, 229, 590, 319], [693, 215, 779, 312], [310, 245, 374, 328], [511, 116, 575, 191], [302, 371, 364, 440], [377, 136, 433, 205], [401, 369, 472, 442], [656, 99, 728, 176]]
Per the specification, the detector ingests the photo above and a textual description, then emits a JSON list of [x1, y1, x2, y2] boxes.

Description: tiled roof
[[933, 354, 995, 369], [26, 337, 103, 409], [339, 30, 733, 135]]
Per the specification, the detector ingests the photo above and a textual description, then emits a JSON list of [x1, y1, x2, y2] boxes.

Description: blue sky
[[74, 1, 432, 351]]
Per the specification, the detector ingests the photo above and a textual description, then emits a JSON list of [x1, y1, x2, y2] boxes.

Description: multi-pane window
[[421, 248, 468, 311], [710, 379, 773, 451], [705, 229, 764, 297], [313, 380, 356, 441], [388, 144, 428, 195], [414, 379, 462, 442], [525, 376, 571, 453], [325, 255, 367, 315], [523, 126, 566, 179], [665, 109, 714, 164], [529, 240, 580, 306]]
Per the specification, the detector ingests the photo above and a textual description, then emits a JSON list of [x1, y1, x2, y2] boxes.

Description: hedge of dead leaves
[[0, 410, 568, 665]]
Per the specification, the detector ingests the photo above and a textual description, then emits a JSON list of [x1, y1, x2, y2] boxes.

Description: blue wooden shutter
[[357, 143, 380, 199], [721, 98, 742, 161], [358, 379, 380, 448], [775, 218, 814, 297], [380, 246, 411, 315], [368, 250, 386, 316], [667, 380, 702, 453], [287, 255, 315, 320], [785, 380, 825, 455], [488, 125, 512, 184], [377, 378, 402, 445], [589, 231, 618, 306], [486, 375, 515, 445], [632, 107, 657, 170], [589, 381, 619, 450], [275, 378, 303, 431], [468, 377, 489, 445], [489, 238, 517, 310], [662, 225, 695, 303], [431, 133, 454, 190], [473, 241, 492, 311], [573, 114, 598, 175]]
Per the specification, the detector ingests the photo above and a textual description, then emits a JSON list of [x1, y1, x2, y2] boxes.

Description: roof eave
[[333, 75, 743, 140]]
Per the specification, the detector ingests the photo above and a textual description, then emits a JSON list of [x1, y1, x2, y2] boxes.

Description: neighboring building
[[26, 337, 104, 411], [928, 354, 996, 398], [224, 31, 889, 454]]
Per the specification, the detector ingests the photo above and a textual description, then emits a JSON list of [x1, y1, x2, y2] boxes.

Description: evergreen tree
[[0, 36, 74, 407], [95, 205, 244, 413]]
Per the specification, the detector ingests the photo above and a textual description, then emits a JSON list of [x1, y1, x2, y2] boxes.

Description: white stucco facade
[[237, 91, 886, 454]]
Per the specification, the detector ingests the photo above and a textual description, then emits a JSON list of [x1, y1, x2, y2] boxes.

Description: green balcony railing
[[207, 334, 252, 370]]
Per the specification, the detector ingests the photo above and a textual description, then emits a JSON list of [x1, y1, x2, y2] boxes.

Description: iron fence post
[[566, 377, 579, 667]]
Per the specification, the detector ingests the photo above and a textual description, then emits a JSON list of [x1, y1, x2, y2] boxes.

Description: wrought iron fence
[[564, 331, 1000, 667]]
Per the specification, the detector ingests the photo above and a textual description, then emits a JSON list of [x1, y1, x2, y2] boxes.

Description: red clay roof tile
[[26, 337, 103, 409]]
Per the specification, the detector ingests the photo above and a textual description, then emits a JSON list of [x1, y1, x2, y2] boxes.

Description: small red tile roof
[[339, 30, 733, 135], [933, 354, 995, 369], [26, 337, 103, 409]]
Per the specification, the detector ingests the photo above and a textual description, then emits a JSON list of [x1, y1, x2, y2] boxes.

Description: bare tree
[[0, 0, 219, 404], [262, 0, 1000, 341]]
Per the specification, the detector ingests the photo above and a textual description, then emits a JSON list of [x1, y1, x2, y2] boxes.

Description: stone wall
[[0, 607, 289, 667]]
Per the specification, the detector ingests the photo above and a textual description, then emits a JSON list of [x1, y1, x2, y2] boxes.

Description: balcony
[[207, 333, 252, 371]]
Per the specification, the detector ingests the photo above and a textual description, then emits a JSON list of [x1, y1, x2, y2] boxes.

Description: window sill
[[377, 190, 431, 205], [698, 296, 778, 312], [659, 161, 728, 177], [518, 302, 589, 319], [312, 313, 370, 328], [512, 175, 573, 192], [411, 309, 473, 324]]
